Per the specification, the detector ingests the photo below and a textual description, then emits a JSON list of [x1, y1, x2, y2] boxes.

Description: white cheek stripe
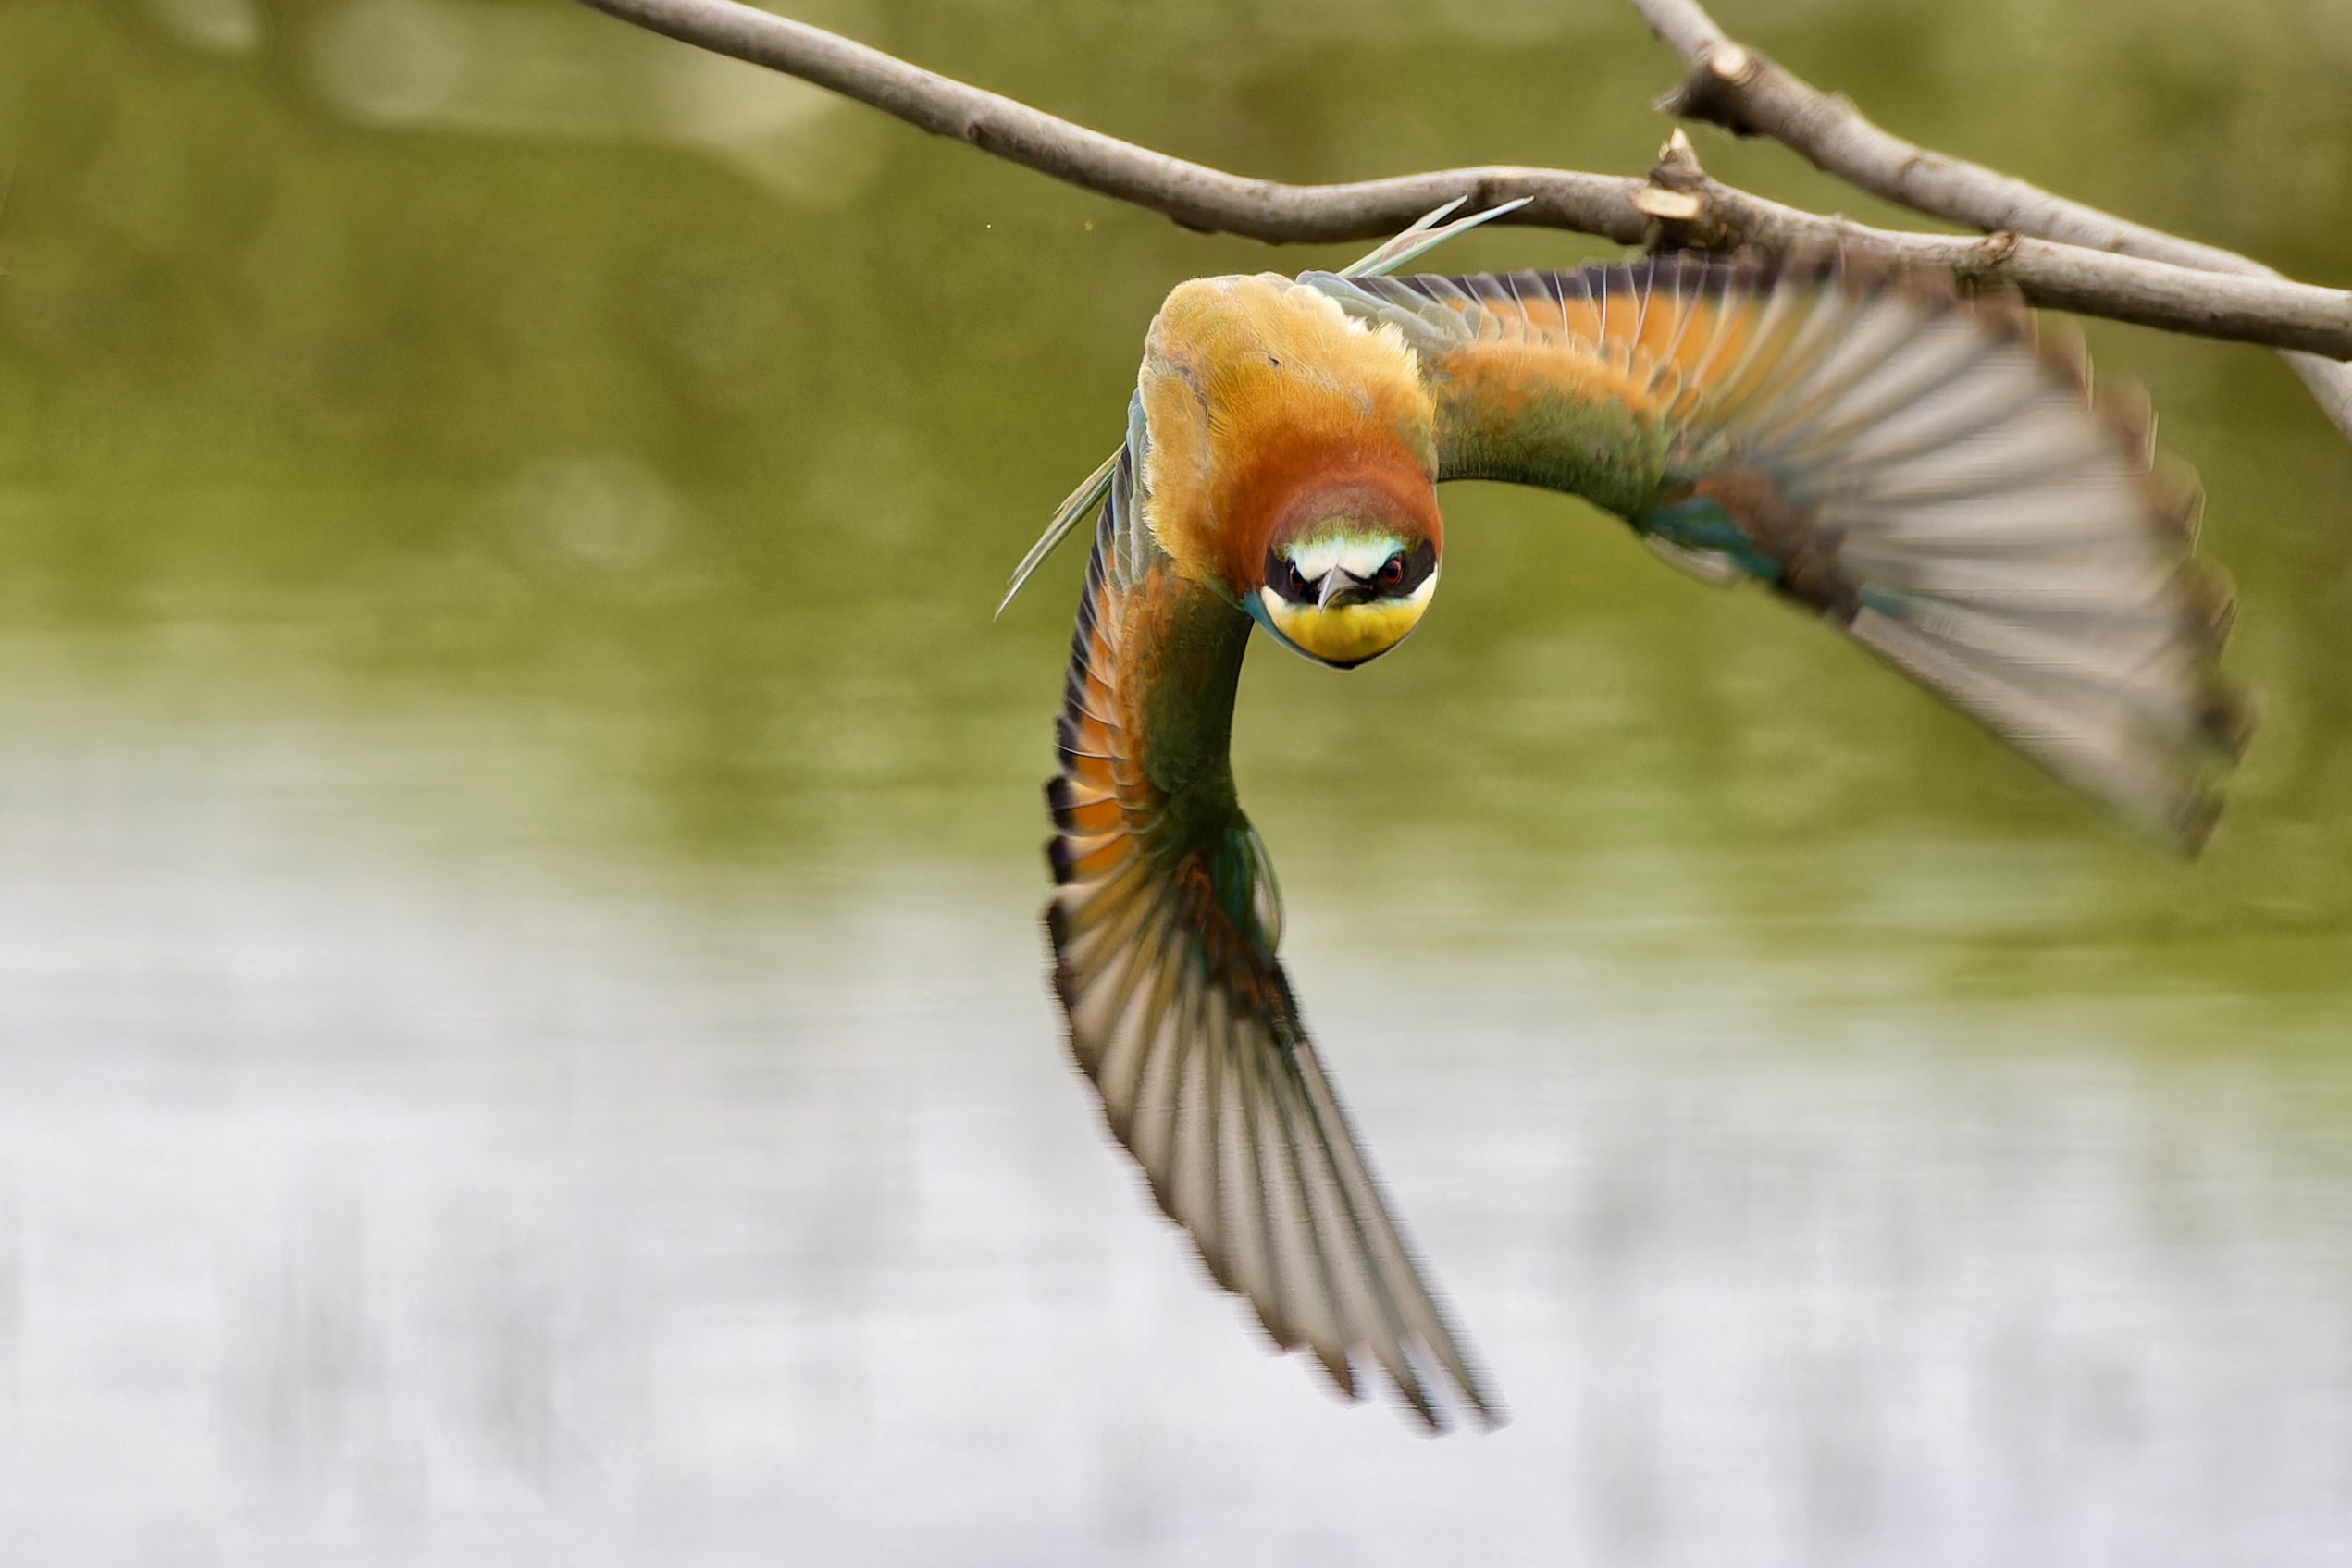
[[1286, 534, 1407, 582]]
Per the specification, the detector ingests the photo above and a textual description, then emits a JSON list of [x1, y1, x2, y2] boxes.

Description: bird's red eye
[[1378, 553, 1406, 587], [1287, 562, 1311, 597]]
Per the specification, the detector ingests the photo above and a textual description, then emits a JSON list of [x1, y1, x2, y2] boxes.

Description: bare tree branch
[[1638, 134, 2352, 358], [1629, 0, 2352, 438], [569, 0, 2352, 362], [572, 0, 1650, 243]]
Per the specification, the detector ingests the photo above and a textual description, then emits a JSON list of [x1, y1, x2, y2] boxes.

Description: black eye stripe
[[1265, 548, 1318, 605], [1383, 540, 1437, 598], [1262, 540, 1438, 605]]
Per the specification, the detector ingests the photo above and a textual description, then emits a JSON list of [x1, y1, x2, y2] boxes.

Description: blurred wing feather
[[1313, 256, 2250, 845]]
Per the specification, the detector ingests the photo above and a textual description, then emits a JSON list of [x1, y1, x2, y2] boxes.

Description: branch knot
[[1660, 43, 1769, 136]]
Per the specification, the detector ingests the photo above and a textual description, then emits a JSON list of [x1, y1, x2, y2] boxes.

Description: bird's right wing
[[1315, 255, 2251, 847], [1046, 440, 1494, 1431]]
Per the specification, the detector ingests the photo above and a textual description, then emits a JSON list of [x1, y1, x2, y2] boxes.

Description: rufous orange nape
[[1002, 203, 2250, 1432]]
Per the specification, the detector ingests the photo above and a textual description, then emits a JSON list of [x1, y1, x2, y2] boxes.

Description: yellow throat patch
[[1256, 572, 1438, 668]]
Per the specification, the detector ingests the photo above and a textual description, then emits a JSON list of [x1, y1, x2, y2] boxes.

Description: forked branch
[[1630, 0, 2352, 437]]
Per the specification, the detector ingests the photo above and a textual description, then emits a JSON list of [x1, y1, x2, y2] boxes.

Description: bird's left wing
[[1046, 436, 1495, 1430], [1309, 256, 2250, 846]]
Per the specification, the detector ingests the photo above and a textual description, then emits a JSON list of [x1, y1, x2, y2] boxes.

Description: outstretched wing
[[1046, 438, 1494, 1430], [1314, 255, 2251, 846]]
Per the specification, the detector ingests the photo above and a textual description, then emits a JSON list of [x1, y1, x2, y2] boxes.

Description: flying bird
[[1008, 204, 2250, 1431]]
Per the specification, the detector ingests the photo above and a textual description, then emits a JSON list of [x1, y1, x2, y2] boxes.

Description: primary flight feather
[[1033, 222, 2250, 1432]]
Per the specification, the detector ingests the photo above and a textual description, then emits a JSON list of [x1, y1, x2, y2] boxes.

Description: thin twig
[[568, 0, 2352, 360], [574, 0, 1648, 243], [1629, 0, 2352, 438]]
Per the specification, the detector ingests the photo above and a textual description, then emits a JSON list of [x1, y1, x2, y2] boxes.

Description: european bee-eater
[[1013, 207, 2248, 1431]]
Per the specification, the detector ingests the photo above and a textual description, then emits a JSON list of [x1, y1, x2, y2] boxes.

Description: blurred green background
[[5, 0, 2349, 1017], [3, 3, 2352, 1561]]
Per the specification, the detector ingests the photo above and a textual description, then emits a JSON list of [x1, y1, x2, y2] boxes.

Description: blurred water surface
[[2, 1, 2350, 1562]]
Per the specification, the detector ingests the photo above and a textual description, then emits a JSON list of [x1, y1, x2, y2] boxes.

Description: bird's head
[[1244, 475, 1442, 669]]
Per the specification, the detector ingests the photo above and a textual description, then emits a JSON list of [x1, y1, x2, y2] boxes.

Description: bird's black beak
[[1316, 569, 1374, 610]]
